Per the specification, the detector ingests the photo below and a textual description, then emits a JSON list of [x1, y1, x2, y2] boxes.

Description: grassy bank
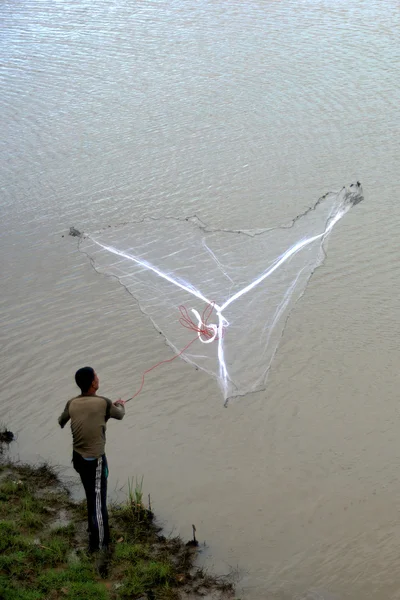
[[0, 433, 237, 600]]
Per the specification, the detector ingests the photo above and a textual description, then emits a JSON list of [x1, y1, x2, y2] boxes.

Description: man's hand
[[114, 399, 126, 407]]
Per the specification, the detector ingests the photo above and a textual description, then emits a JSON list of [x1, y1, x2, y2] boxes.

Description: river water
[[1, 1, 400, 598]]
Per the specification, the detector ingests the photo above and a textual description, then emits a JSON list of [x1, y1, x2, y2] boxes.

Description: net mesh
[[79, 183, 363, 402]]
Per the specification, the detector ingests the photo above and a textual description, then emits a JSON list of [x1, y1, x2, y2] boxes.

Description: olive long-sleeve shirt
[[58, 394, 125, 458]]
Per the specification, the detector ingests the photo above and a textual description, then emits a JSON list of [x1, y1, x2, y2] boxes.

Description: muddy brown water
[[1, 1, 400, 598]]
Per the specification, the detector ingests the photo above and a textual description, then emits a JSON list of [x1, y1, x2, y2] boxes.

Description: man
[[58, 366, 126, 558]]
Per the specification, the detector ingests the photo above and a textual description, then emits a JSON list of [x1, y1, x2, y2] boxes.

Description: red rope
[[178, 301, 218, 342], [126, 302, 217, 402]]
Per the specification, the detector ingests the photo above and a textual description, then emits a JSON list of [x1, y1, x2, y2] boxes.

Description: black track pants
[[73, 451, 110, 551]]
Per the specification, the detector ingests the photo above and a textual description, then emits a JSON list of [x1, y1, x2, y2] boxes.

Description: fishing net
[[79, 183, 363, 403]]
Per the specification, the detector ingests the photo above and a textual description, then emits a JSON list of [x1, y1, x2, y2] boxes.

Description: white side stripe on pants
[[95, 457, 104, 548]]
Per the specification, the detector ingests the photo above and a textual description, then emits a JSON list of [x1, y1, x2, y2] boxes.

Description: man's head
[[75, 367, 99, 395]]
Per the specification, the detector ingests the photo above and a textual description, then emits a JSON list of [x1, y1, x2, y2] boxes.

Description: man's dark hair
[[75, 366, 95, 394]]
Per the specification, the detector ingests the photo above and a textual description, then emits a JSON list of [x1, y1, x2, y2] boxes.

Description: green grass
[[62, 581, 109, 600], [20, 510, 45, 531], [0, 484, 46, 531], [50, 522, 76, 539], [0, 564, 107, 600], [0, 575, 43, 600], [0, 476, 53, 523], [0, 520, 20, 542], [119, 559, 174, 598], [20, 493, 47, 513], [0, 459, 236, 600], [0, 550, 32, 580], [36, 562, 101, 595], [0, 478, 27, 500], [113, 541, 150, 562], [29, 536, 71, 565]]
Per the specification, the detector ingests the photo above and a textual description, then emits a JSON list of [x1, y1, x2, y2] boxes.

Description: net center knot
[[190, 308, 218, 344], [178, 302, 221, 345]]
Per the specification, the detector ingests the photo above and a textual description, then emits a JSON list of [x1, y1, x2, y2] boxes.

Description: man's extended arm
[[58, 400, 71, 428]]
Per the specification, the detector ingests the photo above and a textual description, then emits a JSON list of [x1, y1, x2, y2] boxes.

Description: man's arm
[[58, 400, 72, 428]]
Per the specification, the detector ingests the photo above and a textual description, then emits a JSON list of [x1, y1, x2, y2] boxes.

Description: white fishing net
[[79, 183, 363, 403]]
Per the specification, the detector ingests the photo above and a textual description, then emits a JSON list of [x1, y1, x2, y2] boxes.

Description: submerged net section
[[79, 183, 363, 402]]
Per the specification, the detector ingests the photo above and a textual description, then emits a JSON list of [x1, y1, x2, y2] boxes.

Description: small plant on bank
[[126, 475, 153, 524]]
